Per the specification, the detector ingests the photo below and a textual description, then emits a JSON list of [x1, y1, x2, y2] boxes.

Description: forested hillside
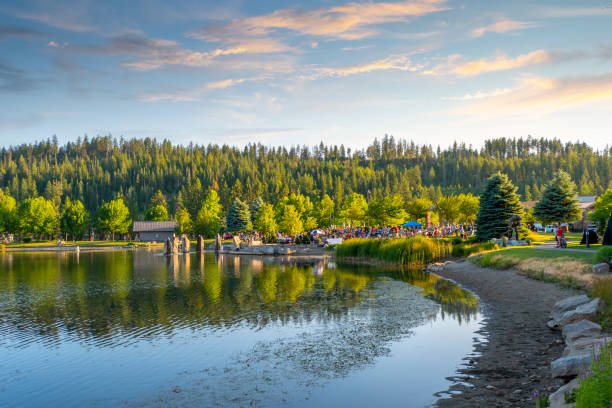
[[0, 135, 610, 218]]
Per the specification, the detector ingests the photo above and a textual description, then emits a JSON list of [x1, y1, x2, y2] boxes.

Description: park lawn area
[[471, 247, 596, 289], [567, 243, 601, 250], [528, 231, 583, 243]]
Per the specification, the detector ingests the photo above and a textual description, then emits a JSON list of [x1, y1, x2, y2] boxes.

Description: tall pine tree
[[226, 198, 252, 232], [533, 170, 580, 224], [476, 173, 524, 241]]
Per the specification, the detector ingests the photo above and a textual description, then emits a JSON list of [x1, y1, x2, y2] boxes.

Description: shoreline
[[433, 260, 581, 407]]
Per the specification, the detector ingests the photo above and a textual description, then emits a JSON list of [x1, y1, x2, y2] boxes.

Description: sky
[[1, 0, 612, 149]]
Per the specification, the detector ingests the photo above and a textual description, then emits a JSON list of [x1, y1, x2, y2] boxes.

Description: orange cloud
[[453, 73, 612, 117], [312, 55, 419, 78], [471, 19, 535, 37], [425, 50, 552, 76], [136, 75, 268, 102], [192, 0, 449, 43]]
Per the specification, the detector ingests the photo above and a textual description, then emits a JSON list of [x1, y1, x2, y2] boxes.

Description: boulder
[[557, 298, 605, 326], [562, 320, 602, 343], [550, 295, 590, 320], [551, 354, 592, 379], [549, 378, 579, 408], [593, 262, 611, 275], [563, 336, 608, 357]]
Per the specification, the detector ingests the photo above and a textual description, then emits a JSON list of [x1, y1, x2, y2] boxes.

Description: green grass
[[528, 231, 582, 242], [479, 247, 597, 264], [568, 243, 601, 250], [335, 237, 497, 266], [335, 236, 453, 265]]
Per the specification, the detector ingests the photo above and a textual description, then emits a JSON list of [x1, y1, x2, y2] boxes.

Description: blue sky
[[1, 0, 611, 149]]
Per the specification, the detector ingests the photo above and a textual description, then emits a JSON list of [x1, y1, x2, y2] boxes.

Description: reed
[[335, 236, 453, 266]]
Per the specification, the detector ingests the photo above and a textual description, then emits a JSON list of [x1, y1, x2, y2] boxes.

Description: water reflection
[[0, 250, 482, 408], [0, 251, 478, 349]]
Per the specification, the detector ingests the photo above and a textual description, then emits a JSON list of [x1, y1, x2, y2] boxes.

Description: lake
[[0, 250, 483, 407]]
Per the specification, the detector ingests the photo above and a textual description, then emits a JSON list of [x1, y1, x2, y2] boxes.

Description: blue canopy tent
[[402, 221, 422, 227]]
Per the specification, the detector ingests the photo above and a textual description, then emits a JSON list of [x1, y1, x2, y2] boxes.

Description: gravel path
[[434, 260, 581, 408]]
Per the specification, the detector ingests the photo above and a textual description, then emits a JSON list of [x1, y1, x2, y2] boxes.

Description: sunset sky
[[1, 0, 611, 148]]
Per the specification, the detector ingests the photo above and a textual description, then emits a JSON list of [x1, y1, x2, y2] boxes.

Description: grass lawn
[[528, 231, 583, 242], [471, 247, 597, 289], [568, 243, 601, 251], [493, 247, 596, 264]]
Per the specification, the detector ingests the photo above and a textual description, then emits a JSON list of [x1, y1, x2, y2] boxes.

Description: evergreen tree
[[96, 197, 131, 240], [145, 205, 168, 221], [60, 197, 89, 240], [475, 173, 524, 241], [533, 170, 580, 224], [250, 197, 264, 223], [226, 198, 252, 232], [150, 190, 167, 209]]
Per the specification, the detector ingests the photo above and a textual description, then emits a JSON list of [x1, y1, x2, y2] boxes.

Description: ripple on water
[[127, 280, 441, 407]]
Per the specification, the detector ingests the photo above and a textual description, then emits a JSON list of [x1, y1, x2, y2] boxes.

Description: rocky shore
[[431, 260, 583, 408]]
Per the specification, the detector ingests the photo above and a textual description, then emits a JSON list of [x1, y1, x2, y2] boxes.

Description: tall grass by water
[[335, 236, 452, 265], [335, 236, 497, 266]]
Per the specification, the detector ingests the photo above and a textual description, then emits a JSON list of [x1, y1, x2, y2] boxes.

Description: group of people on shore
[[307, 224, 475, 243]]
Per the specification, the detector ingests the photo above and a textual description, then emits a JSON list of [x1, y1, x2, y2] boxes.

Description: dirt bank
[[434, 260, 581, 408]]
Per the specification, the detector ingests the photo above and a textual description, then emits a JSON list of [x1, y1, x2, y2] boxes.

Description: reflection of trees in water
[[0, 252, 376, 346], [336, 262, 479, 322]]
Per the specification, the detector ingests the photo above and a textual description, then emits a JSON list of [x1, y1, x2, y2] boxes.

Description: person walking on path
[[555, 226, 564, 248]]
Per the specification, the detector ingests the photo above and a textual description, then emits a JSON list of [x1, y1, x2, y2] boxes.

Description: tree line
[[0, 135, 610, 222], [0, 186, 480, 241]]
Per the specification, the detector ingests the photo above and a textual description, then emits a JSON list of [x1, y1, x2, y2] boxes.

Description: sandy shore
[[434, 260, 581, 407]]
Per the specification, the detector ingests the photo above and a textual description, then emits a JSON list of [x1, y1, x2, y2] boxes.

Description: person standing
[[555, 226, 564, 248]]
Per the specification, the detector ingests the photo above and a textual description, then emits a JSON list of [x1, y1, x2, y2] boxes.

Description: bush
[[573, 342, 612, 407], [22, 237, 31, 243], [595, 246, 612, 264]]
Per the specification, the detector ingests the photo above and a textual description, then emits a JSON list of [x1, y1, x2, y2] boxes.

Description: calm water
[[0, 250, 483, 407]]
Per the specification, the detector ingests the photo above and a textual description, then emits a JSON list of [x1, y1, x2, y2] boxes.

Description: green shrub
[[22, 237, 32, 243], [574, 342, 612, 407], [595, 246, 612, 264], [450, 236, 463, 245]]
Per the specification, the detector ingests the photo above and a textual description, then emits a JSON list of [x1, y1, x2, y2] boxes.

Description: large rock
[[550, 295, 591, 320], [562, 319, 602, 343], [593, 262, 611, 275], [557, 298, 605, 327], [563, 336, 608, 357], [551, 354, 593, 379], [548, 295, 591, 328], [549, 378, 579, 408]]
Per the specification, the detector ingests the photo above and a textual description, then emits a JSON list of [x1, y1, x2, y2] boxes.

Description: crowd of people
[[304, 224, 476, 244]]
